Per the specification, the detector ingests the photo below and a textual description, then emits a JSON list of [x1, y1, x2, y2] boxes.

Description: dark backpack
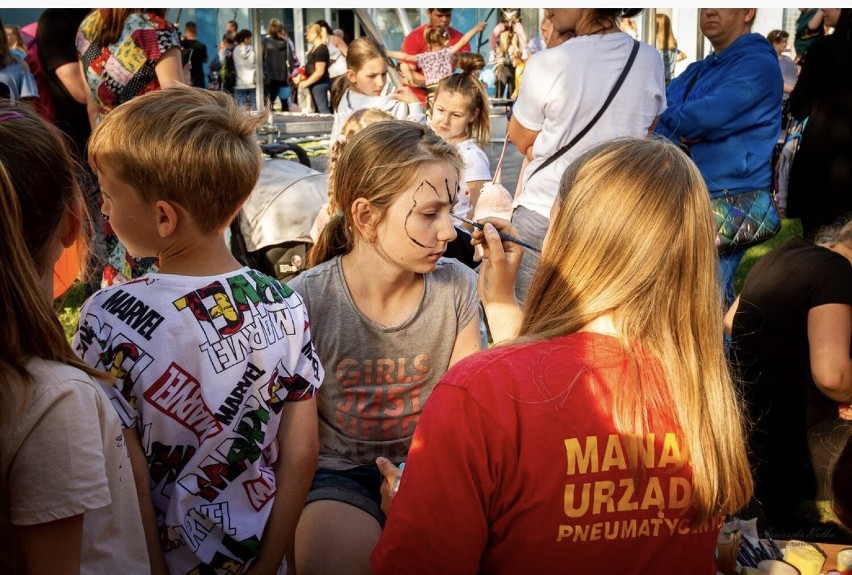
[[23, 26, 56, 123]]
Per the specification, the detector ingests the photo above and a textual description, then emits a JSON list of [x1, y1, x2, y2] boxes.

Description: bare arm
[[448, 312, 484, 368], [124, 427, 168, 575], [472, 218, 524, 343], [245, 398, 318, 575], [79, 61, 99, 129], [298, 61, 327, 89], [451, 22, 487, 54], [154, 47, 187, 88], [808, 303, 852, 403], [17, 515, 84, 575], [333, 36, 348, 57], [386, 49, 418, 63], [55, 61, 89, 104], [723, 296, 740, 336], [507, 115, 538, 158]]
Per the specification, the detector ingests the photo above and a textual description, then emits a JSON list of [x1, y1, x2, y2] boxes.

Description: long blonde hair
[[520, 137, 753, 522], [656, 13, 678, 51], [309, 120, 463, 267]]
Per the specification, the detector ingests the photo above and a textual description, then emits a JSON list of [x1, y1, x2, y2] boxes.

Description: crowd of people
[[1, 7, 851, 575]]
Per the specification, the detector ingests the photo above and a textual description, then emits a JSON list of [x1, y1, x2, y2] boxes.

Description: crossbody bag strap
[[529, 38, 640, 179]]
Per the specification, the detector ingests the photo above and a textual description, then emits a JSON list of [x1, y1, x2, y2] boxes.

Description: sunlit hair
[[88, 85, 264, 234], [310, 120, 463, 267], [814, 213, 852, 247], [591, 8, 643, 30], [0, 102, 107, 427], [326, 108, 394, 218], [434, 54, 490, 146], [88, 9, 167, 46], [425, 25, 451, 50], [519, 137, 753, 523], [267, 18, 284, 38], [306, 23, 323, 42], [655, 13, 678, 51]]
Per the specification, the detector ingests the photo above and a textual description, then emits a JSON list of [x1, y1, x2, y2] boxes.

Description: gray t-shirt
[[289, 256, 479, 469]]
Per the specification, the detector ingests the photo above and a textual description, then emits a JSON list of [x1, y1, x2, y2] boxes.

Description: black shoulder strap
[[529, 39, 641, 179]]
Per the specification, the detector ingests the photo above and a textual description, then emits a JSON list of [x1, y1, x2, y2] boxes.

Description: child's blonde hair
[[326, 108, 394, 218], [88, 85, 265, 234], [520, 137, 753, 523], [434, 53, 491, 146], [310, 120, 463, 267], [424, 25, 451, 50]]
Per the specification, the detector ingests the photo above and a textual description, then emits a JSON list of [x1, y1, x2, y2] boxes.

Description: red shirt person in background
[[401, 8, 470, 105]]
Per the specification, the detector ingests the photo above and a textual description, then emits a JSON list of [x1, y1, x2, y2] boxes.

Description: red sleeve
[[371, 382, 512, 575], [400, 26, 424, 57]]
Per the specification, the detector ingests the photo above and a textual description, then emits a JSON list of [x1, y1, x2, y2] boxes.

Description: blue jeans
[[718, 247, 746, 309], [510, 205, 549, 307], [234, 88, 256, 110], [309, 80, 331, 113]]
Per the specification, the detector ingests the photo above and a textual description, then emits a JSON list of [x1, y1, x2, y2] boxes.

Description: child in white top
[[387, 21, 487, 108], [429, 56, 492, 220], [0, 103, 153, 573], [330, 37, 424, 141]]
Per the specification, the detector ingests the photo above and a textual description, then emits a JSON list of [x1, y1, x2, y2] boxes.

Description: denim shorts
[[305, 465, 385, 527]]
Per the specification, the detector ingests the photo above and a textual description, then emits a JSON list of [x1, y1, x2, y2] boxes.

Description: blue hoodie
[[655, 33, 782, 194]]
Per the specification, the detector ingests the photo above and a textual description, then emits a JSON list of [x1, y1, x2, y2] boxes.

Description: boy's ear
[[351, 197, 378, 240], [154, 200, 180, 238]]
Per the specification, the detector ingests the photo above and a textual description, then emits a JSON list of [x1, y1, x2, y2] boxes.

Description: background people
[[294, 23, 331, 113], [655, 8, 782, 307], [508, 8, 665, 305], [263, 18, 297, 111], [656, 13, 685, 85], [767, 29, 797, 103], [180, 21, 208, 89], [372, 137, 754, 574], [726, 217, 852, 539], [787, 8, 852, 240], [232, 28, 256, 109], [0, 15, 37, 102], [76, 8, 184, 287], [400, 9, 470, 106]]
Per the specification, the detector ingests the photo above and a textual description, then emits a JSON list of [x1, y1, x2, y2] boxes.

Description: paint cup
[[757, 559, 801, 575], [837, 547, 852, 575], [783, 540, 825, 575]]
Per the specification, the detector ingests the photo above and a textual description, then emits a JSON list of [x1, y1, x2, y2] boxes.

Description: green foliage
[[734, 217, 803, 294], [55, 281, 87, 343]]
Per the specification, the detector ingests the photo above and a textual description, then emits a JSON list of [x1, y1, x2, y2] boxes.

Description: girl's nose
[[438, 212, 458, 243]]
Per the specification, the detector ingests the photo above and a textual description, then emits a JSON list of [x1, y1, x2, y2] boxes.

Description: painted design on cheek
[[404, 180, 439, 249]]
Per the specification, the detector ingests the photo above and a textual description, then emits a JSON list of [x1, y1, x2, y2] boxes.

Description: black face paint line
[[404, 179, 441, 249], [444, 177, 459, 206]]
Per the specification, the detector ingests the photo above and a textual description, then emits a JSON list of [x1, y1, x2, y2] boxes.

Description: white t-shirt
[[74, 268, 323, 573], [512, 33, 666, 218], [3, 358, 149, 574], [454, 138, 492, 217], [330, 88, 425, 141]]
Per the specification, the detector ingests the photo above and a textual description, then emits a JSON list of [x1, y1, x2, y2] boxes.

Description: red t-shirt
[[401, 23, 470, 105], [372, 332, 721, 575]]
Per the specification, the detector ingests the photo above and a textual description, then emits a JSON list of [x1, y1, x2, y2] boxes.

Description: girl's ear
[[58, 205, 82, 249], [346, 68, 357, 84], [470, 106, 480, 123], [351, 197, 378, 241], [154, 200, 180, 238]]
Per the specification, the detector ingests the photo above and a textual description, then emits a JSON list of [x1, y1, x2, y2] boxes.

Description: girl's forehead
[[408, 163, 459, 203]]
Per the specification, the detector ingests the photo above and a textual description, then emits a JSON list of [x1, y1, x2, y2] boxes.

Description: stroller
[[230, 142, 327, 282]]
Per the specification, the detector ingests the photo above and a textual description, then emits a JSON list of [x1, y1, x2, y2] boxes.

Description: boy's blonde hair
[[520, 137, 753, 523], [89, 85, 264, 234], [310, 120, 463, 267]]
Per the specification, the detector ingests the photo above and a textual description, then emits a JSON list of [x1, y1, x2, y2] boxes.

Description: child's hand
[[840, 403, 852, 420], [376, 457, 403, 515], [391, 86, 419, 105], [474, 21, 487, 33]]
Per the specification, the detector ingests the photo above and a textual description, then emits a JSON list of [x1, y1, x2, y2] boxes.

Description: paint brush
[[451, 213, 542, 253]]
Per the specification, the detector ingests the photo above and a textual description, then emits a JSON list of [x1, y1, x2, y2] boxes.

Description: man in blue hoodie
[[655, 9, 782, 307]]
